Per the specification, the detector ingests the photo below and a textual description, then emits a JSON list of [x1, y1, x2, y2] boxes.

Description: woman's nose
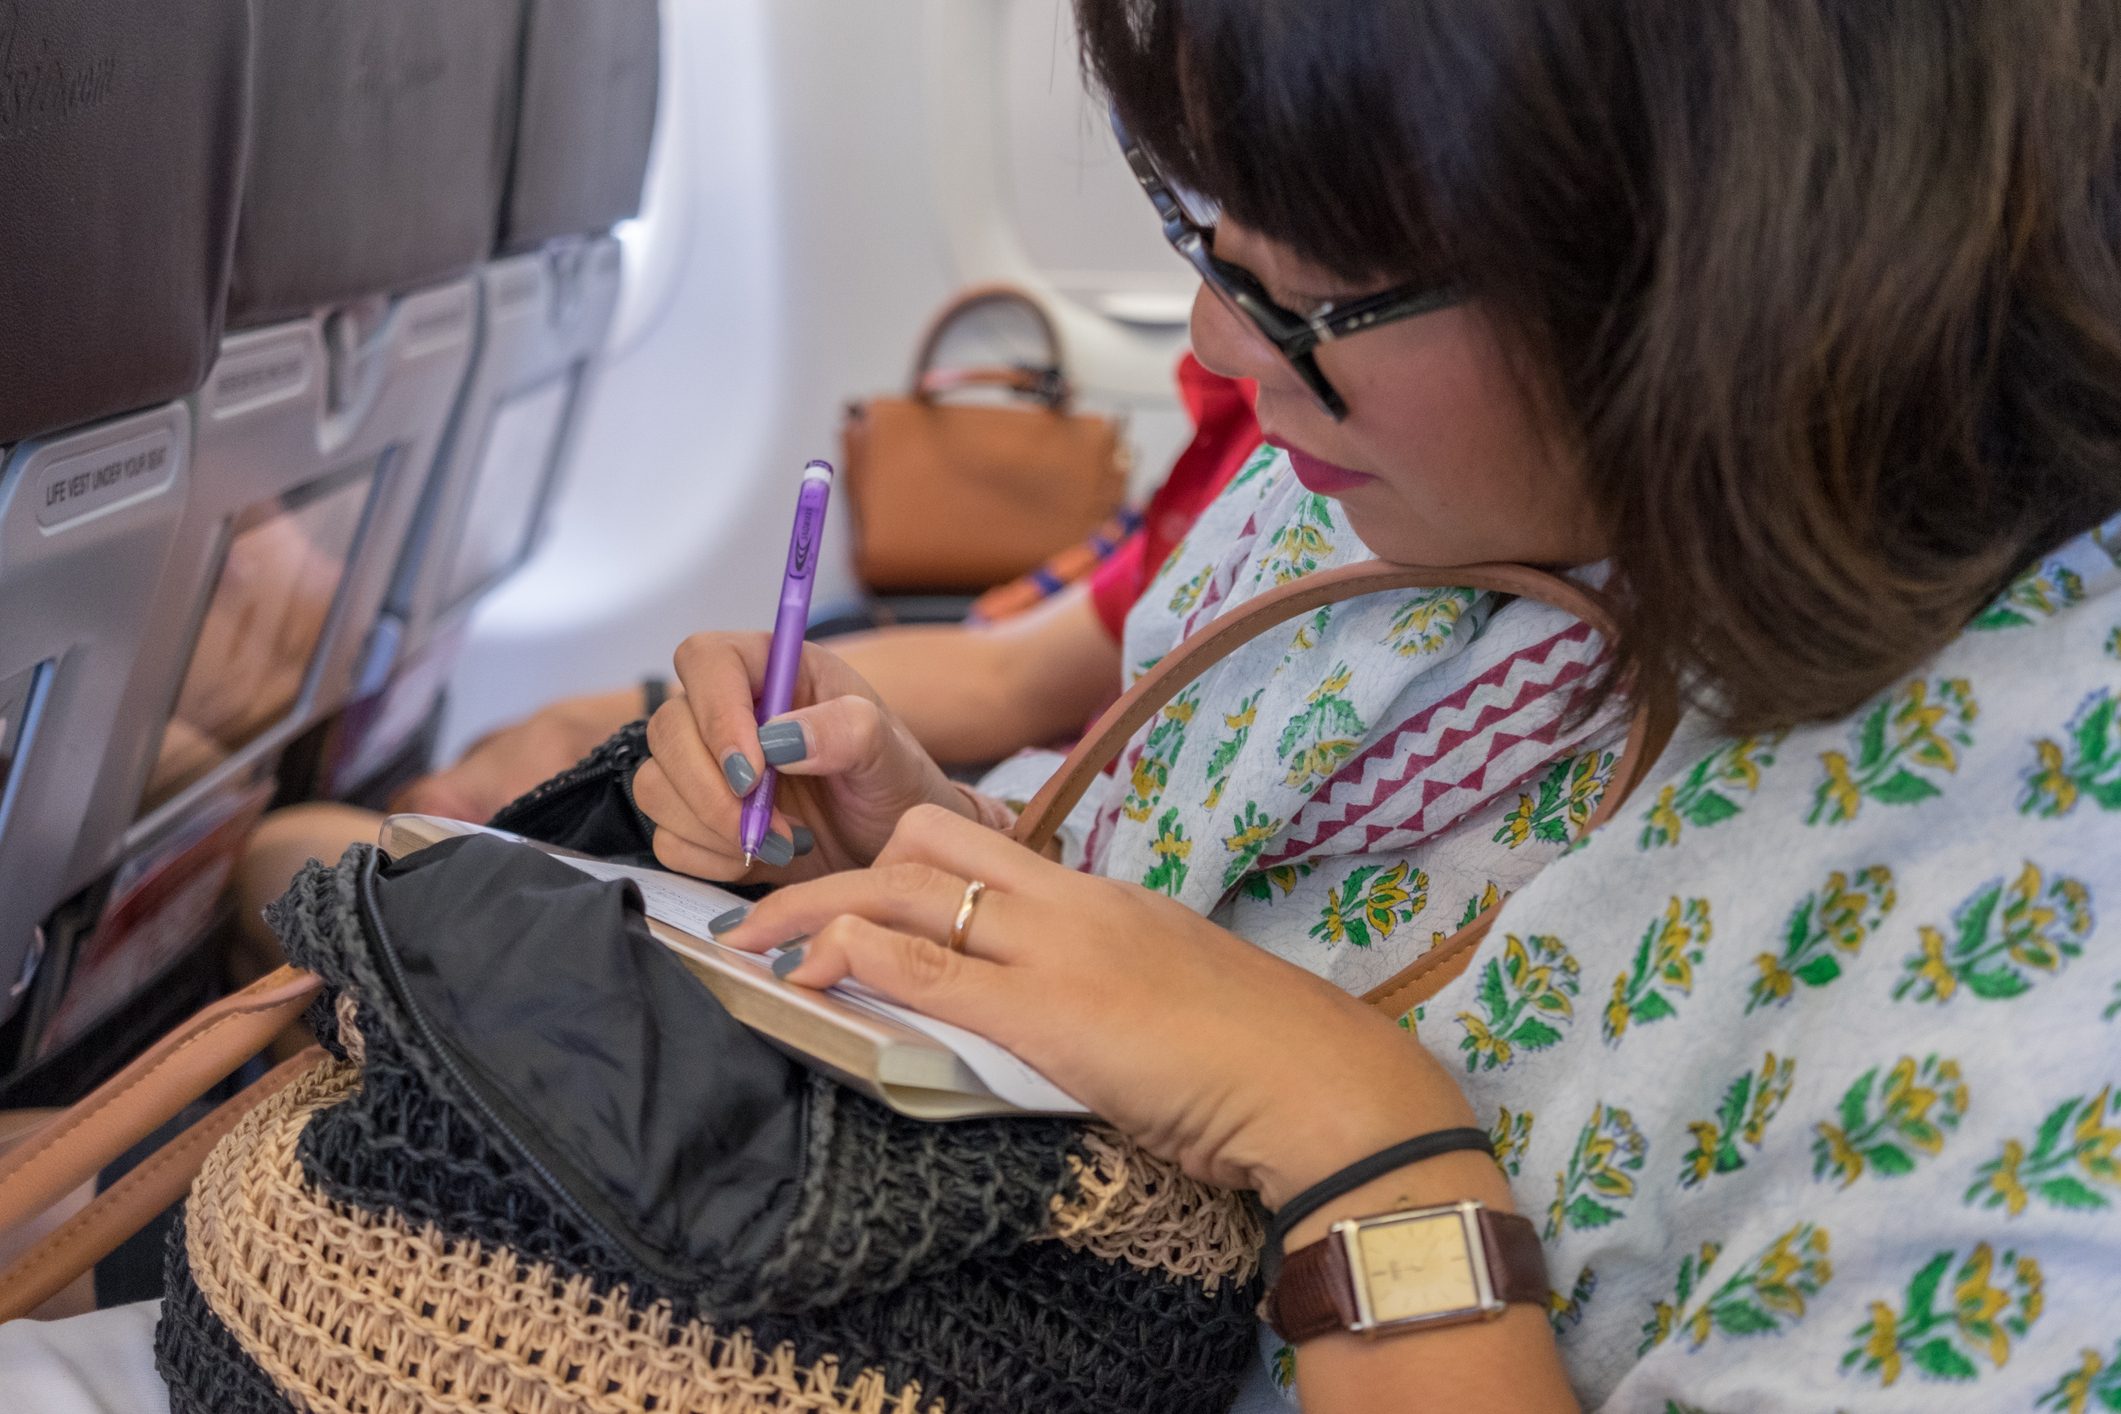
[[1189, 283, 1281, 387]]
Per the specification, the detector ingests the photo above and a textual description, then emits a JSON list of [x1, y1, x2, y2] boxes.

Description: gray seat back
[[0, 0, 251, 1029], [330, 0, 658, 794], [30, 2, 520, 1064]]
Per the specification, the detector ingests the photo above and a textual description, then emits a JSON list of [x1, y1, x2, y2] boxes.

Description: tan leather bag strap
[[1008, 561, 1678, 1016], [907, 281, 1072, 406], [0, 965, 321, 1242], [0, 1046, 324, 1322], [915, 365, 1071, 409]]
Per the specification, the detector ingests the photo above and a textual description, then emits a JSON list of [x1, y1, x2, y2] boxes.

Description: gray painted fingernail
[[709, 906, 750, 935], [722, 752, 757, 794], [758, 831, 795, 868], [758, 721, 809, 767], [791, 825, 815, 856], [771, 944, 807, 979]]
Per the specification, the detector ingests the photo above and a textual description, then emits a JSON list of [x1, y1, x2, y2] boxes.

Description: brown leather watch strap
[[1478, 1208, 1550, 1305], [1265, 1206, 1548, 1343], [1262, 1227, 1359, 1342]]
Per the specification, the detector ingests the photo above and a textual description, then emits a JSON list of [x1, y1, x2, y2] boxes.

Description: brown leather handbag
[[0, 561, 1673, 1320], [841, 283, 1131, 593]]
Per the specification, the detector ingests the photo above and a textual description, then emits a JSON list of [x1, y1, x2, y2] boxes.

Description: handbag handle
[[1008, 560, 1678, 1016], [0, 965, 323, 1312], [907, 282, 1074, 411]]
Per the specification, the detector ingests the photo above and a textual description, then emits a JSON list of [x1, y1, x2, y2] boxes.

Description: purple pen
[[739, 460, 834, 865]]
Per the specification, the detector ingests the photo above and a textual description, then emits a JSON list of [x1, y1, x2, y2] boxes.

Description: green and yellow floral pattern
[[1140, 807, 1191, 896], [1638, 1225, 1833, 1356], [1549, 1266, 1597, 1335], [1120, 687, 1200, 822], [1546, 1103, 1648, 1239], [1269, 1341, 1296, 1391], [1236, 860, 1313, 905], [1259, 492, 1336, 584], [1228, 441, 1280, 494], [1435, 882, 1502, 946], [1497, 751, 1615, 849], [1308, 861, 1425, 948], [1603, 897, 1713, 1044], [1277, 662, 1367, 790], [1894, 864, 2094, 1004], [1966, 1085, 2121, 1216], [1747, 866, 1897, 1013], [1843, 1245, 2044, 1386], [1680, 1052, 1796, 1187], [1217, 800, 1282, 890], [1283, 605, 1332, 660], [2021, 689, 2121, 818], [1812, 1055, 1969, 1187], [1809, 677, 1978, 826], [1491, 1105, 1535, 1178], [1165, 562, 1211, 615], [1386, 586, 1478, 657], [1975, 561, 2086, 630], [2037, 1339, 2121, 1412], [1200, 691, 1263, 809], [1456, 934, 1581, 1072], [1639, 734, 1783, 849]]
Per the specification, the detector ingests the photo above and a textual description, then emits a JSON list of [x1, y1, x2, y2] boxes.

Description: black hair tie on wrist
[[1262, 1127, 1496, 1283], [641, 676, 670, 719]]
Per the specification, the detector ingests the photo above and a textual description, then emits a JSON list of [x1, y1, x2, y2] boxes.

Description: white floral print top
[[1265, 517, 2121, 1410]]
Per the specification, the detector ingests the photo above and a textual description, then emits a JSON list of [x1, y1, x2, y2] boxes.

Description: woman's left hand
[[711, 803, 1480, 1208]]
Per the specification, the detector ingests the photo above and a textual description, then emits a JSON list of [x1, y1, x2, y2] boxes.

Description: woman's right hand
[[631, 631, 978, 882]]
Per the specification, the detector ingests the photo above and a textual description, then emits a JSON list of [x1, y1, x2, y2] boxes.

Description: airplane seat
[[1, 0, 526, 1103], [0, 0, 251, 1069], [320, 0, 661, 803]]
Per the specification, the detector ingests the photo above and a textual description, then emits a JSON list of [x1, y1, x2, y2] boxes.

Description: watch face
[[1353, 1211, 1481, 1324]]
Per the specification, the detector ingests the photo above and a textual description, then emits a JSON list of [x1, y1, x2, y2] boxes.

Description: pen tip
[[742, 852, 754, 870]]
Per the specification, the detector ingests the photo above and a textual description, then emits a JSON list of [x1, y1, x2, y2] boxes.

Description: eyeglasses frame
[[1109, 108, 1463, 419]]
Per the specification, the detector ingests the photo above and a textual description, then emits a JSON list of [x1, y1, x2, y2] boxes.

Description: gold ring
[[947, 879, 988, 954]]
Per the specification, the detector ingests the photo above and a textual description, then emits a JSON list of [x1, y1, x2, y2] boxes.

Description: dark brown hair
[[1079, 0, 2121, 732]]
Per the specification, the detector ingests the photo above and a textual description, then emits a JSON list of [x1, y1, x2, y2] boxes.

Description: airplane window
[[138, 461, 379, 818], [441, 376, 576, 614], [996, 0, 1193, 319]]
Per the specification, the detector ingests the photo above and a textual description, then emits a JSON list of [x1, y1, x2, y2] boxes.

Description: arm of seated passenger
[[806, 580, 1121, 767]]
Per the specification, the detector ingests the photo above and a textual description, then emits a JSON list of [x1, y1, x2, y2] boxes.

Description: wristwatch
[[1263, 1200, 1547, 1342]]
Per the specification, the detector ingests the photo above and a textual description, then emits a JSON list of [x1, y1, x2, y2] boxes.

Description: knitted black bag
[[154, 722, 1264, 1414]]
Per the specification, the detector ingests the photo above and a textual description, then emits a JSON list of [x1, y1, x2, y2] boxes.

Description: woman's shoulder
[[1419, 520, 2121, 1410]]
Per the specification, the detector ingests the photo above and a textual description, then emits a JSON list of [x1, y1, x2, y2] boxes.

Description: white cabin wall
[[441, 0, 1194, 758]]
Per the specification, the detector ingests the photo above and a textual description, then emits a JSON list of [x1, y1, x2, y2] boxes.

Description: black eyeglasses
[[1110, 108, 1462, 420]]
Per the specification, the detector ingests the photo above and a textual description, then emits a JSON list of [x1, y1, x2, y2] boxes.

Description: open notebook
[[378, 814, 1087, 1121]]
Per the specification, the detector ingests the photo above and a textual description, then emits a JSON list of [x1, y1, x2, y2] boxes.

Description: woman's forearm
[[1283, 1152, 1579, 1414], [828, 585, 1121, 764]]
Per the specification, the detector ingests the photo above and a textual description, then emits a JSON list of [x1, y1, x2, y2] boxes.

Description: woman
[[639, 0, 2121, 1409]]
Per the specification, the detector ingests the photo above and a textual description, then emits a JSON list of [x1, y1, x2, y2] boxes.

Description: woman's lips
[[1283, 446, 1376, 494]]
